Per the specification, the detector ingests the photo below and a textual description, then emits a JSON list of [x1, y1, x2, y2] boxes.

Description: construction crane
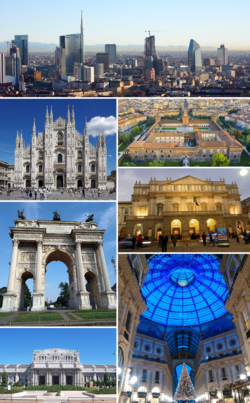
[[145, 30, 167, 36]]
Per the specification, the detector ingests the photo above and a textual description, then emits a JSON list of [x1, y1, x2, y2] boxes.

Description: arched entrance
[[189, 219, 200, 238], [77, 180, 82, 187], [91, 180, 96, 188], [38, 180, 43, 188], [18, 270, 34, 311], [171, 219, 182, 238], [207, 218, 217, 232], [26, 180, 30, 188], [85, 271, 101, 309], [57, 175, 63, 188], [155, 223, 163, 240]]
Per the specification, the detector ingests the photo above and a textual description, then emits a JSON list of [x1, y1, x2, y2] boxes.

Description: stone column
[[98, 241, 111, 292], [76, 241, 86, 292], [35, 240, 43, 292], [7, 240, 19, 292]]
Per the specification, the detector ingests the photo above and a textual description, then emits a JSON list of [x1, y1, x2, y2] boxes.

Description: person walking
[[162, 233, 168, 252], [132, 235, 136, 250], [173, 233, 178, 247], [236, 232, 239, 243], [81, 188, 85, 198], [35, 189, 37, 200], [158, 234, 162, 248], [210, 231, 215, 247], [202, 232, 206, 246], [91, 188, 94, 198], [29, 189, 32, 199], [136, 234, 142, 249]]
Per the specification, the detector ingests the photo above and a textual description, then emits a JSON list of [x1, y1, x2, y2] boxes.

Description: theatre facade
[[0, 349, 116, 386], [118, 175, 249, 239]]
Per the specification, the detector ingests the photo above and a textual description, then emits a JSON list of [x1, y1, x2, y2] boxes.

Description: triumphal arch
[[1, 217, 116, 312]]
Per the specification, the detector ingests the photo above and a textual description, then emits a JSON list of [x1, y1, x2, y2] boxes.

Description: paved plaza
[[0, 189, 116, 201], [119, 239, 250, 252]]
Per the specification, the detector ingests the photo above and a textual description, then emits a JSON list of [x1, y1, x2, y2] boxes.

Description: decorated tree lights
[[174, 363, 197, 403]]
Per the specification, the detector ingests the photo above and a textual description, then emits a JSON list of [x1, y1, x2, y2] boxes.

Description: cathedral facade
[[14, 106, 107, 189]]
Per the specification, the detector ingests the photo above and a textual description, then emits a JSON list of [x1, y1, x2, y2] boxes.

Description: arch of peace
[[0, 218, 116, 312], [0, 349, 116, 386]]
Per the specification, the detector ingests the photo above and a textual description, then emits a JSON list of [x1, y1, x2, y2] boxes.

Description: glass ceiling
[[141, 255, 228, 326], [167, 330, 200, 357]]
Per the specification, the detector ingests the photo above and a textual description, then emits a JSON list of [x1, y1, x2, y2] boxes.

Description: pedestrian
[[211, 231, 216, 246], [202, 232, 206, 246], [81, 188, 85, 198], [162, 232, 168, 252], [26, 189, 29, 199], [136, 234, 142, 249], [173, 233, 178, 247], [91, 188, 94, 197], [35, 189, 37, 200], [132, 235, 136, 250], [236, 232, 239, 243], [158, 234, 162, 248], [29, 189, 32, 199], [98, 189, 100, 198]]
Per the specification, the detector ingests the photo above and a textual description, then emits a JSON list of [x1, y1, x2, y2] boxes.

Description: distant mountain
[[0, 41, 217, 53]]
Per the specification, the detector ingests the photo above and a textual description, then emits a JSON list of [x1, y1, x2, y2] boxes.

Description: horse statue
[[85, 214, 94, 222], [53, 211, 61, 221], [17, 210, 26, 220]]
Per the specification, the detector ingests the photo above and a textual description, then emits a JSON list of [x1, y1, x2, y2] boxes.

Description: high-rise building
[[204, 57, 215, 66], [96, 53, 109, 72], [5, 43, 21, 84], [0, 54, 6, 84], [105, 44, 116, 64], [55, 13, 84, 77], [94, 63, 104, 77], [188, 39, 202, 72], [83, 66, 94, 82], [13, 35, 28, 65], [145, 68, 155, 80], [145, 35, 156, 57], [217, 44, 228, 66]]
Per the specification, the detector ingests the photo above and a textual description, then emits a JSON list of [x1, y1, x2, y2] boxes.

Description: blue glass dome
[[141, 255, 228, 326]]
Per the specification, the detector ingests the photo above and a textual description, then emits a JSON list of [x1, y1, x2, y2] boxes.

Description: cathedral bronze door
[[57, 175, 63, 188], [91, 180, 96, 188]]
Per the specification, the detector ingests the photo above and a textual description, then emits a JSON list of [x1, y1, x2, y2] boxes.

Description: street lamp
[[240, 374, 246, 380], [130, 376, 137, 385]]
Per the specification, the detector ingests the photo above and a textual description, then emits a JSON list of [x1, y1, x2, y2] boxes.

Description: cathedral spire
[[45, 106, 49, 124], [67, 105, 71, 123], [20, 130, 23, 147], [50, 106, 53, 123], [33, 119, 36, 136], [98, 130, 102, 148], [102, 130, 106, 148], [16, 131, 20, 147], [71, 105, 75, 124], [84, 117, 89, 142]]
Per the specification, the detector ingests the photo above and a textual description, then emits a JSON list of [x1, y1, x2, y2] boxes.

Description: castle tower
[[182, 100, 189, 126]]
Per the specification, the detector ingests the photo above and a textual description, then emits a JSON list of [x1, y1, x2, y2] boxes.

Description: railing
[[200, 350, 242, 363], [6, 314, 116, 327]]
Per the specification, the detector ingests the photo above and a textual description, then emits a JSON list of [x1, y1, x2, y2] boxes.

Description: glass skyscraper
[[188, 39, 202, 72], [105, 44, 116, 64], [56, 13, 84, 77], [14, 35, 28, 65]]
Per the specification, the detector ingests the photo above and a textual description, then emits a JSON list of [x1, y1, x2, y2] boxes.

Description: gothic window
[[91, 165, 95, 172], [58, 132, 63, 145], [78, 165, 82, 173], [26, 165, 30, 173], [58, 154, 62, 163], [39, 165, 42, 173], [78, 150, 82, 159], [38, 151, 43, 160]]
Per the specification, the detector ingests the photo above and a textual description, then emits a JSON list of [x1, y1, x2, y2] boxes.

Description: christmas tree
[[174, 363, 197, 401]]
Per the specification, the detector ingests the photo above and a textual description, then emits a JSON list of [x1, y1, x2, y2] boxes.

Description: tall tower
[[182, 100, 189, 125], [83, 117, 90, 188], [97, 131, 107, 190], [80, 11, 84, 64]]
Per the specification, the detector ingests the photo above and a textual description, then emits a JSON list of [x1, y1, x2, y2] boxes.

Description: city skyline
[[0, 0, 250, 50]]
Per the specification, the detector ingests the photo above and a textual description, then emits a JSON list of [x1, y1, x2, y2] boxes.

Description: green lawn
[[0, 313, 12, 318], [64, 313, 78, 321], [120, 157, 182, 166], [0, 386, 116, 394], [12, 313, 63, 323], [75, 312, 116, 320], [118, 142, 130, 152], [72, 310, 112, 314]]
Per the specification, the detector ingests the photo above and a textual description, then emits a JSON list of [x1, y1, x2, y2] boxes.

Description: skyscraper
[[5, 44, 21, 84], [105, 44, 116, 64], [55, 13, 84, 77], [188, 39, 202, 72], [13, 35, 28, 65], [217, 44, 228, 66], [96, 53, 109, 72], [145, 35, 156, 57], [0, 54, 5, 84]]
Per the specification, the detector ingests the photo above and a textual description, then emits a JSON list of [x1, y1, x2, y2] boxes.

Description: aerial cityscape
[[0, 10, 250, 98], [118, 99, 250, 166]]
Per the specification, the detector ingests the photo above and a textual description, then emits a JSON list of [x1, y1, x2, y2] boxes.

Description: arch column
[[98, 241, 116, 310], [0, 240, 19, 312], [75, 241, 92, 310], [31, 240, 45, 311]]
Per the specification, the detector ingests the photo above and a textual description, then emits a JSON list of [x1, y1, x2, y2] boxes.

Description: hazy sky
[[0, 202, 116, 301], [0, 0, 250, 49], [118, 168, 250, 201], [0, 99, 116, 174], [0, 328, 116, 365]]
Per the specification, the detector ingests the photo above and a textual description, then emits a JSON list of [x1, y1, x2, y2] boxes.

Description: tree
[[212, 153, 229, 167], [246, 142, 250, 153], [149, 159, 165, 167], [57, 282, 70, 307], [104, 372, 110, 386], [242, 129, 250, 138], [174, 363, 197, 401], [233, 130, 242, 140], [0, 287, 7, 308], [1, 371, 8, 387], [123, 162, 137, 167], [24, 284, 31, 308]]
